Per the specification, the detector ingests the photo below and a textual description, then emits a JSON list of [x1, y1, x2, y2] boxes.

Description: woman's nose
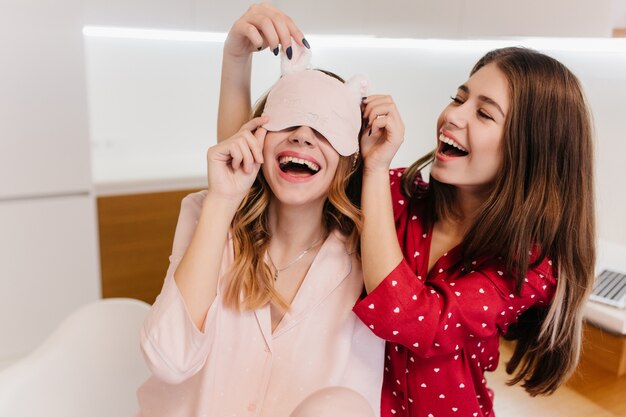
[[288, 126, 315, 147], [444, 103, 468, 129]]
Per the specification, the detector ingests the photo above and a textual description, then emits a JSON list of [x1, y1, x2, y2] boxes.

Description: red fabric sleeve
[[354, 258, 554, 358]]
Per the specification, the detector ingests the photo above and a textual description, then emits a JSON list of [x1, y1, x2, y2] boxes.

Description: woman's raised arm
[[217, 3, 307, 141]]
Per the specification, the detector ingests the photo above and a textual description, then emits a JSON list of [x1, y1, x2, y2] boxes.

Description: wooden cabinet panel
[[97, 189, 200, 304], [579, 322, 626, 376], [568, 324, 626, 416], [614, 28, 626, 37]]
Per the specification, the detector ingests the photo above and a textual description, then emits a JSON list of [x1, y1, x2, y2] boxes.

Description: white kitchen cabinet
[[0, 0, 100, 362], [0, 196, 100, 360]]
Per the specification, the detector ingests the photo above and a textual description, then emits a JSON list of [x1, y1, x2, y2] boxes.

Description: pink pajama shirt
[[137, 191, 385, 417]]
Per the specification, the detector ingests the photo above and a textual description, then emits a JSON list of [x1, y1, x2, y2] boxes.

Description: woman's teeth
[[278, 155, 320, 173], [439, 133, 469, 153]]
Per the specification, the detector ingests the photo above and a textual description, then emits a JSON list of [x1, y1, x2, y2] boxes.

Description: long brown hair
[[223, 70, 363, 312], [402, 47, 595, 395]]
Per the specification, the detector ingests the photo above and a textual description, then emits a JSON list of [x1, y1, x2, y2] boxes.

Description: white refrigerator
[[0, 0, 100, 364]]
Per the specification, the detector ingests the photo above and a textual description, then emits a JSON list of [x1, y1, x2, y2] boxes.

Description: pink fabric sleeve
[[354, 236, 555, 359], [140, 191, 229, 384], [339, 318, 385, 414]]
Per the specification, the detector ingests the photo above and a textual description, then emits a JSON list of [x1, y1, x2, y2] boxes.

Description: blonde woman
[[136, 22, 385, 417]]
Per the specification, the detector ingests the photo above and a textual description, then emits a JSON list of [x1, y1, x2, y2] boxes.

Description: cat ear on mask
[[280, 41, 313, 75], [345, 74, 370, 105], [278, 41, 370, 104]]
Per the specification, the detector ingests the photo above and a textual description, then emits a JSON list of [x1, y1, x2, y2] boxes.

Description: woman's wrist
[[203, 190, 244, 217], [222, 48, 253, 64], [362, 163, 391, 178]]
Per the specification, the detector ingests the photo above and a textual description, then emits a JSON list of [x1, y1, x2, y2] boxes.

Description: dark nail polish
[[286, 46, 293, 60], [257, 46, 262, 51], [302, 38, 310, 49], [273, 47, 279, 56]]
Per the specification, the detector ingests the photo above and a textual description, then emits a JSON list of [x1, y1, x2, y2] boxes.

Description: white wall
[[81, 0, 617, 37], [612, 0, 626, 28], [0, 1, 92, 199], [84, 35, 228, 188], [276, 0, 614, 38], [82, 0, 253, 30]]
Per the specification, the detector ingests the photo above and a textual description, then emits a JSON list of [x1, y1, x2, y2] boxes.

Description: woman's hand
[[359, 96, 406, 293], [224, 3, 308, 61], [360, 95, 405, 173], [207, 117, 268, 202]]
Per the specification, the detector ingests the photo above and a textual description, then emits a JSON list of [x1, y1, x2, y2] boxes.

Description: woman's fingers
[[362, 96, 404, 136], [240, 116, 269, 133], [233, 122, 267, 173], [362, 95, 396, 121], [246, 4, 306, 55], [243, 23, 265, 51], [365, 105, 396, 130], [210, 117, 268, 176], [227, 4, 307, 58], [268, 15, 293, 55], [369, 113, 399, 139], [285, 17, 306, 49], [358, 95, 405, 166], [252, 14, 281, 52], [236, 139, 255, 174], [252, 127, 267, 162], [228, 142, 244, 172], [240, 129, 265, 166]]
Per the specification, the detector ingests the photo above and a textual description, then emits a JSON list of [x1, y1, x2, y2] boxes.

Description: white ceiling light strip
[[83, 26, 626, 53]]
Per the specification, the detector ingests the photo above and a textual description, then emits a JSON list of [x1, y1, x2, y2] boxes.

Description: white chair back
[[0, 298, 150, 417]]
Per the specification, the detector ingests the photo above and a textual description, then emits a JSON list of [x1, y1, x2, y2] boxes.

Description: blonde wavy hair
[[223, 70, 363, 312]]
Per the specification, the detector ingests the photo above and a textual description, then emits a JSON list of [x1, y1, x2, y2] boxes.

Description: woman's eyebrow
[[458, 85, 505, 117]]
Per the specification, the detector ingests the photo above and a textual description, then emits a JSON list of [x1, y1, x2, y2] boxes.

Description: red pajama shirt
[[354, 168, 556, 417]]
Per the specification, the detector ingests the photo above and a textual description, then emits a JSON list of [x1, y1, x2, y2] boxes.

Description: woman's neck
[[267, 198, 327, 258], [456, 187, 490, 224], [444, 185, 490, 233]]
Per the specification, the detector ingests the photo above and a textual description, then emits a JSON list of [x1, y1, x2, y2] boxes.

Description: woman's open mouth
[[278, 155, 320, 178], [437, 133, 469, 157]]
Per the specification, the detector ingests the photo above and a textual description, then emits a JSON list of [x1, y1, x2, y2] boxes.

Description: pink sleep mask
[[261, 44, 369, 156]]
